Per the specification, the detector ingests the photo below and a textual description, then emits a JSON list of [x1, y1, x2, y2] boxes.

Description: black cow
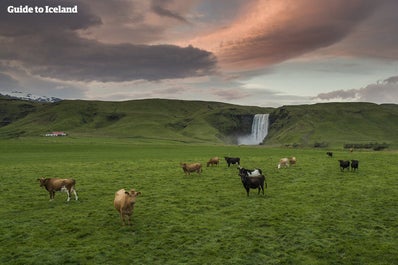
[[224, 157, 240, 167], [238, 166, 262, 177], [326, 152, 333, 158], [351, 160, 359, 171], [338, 160, 350, 171], [239, 172, 266, 196]]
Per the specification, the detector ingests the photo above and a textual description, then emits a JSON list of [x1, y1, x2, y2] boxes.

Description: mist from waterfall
[[238, 114, 269, 145]]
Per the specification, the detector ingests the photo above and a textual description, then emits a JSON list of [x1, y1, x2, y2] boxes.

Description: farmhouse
[[45, 131, 67, 137]]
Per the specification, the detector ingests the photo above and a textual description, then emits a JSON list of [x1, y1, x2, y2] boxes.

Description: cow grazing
[[37, 177, 78, 202], [338, 160, 350, 171], [224, 157, 240, 167], [326, 152, 333, 158], [277, 158, 289, 169], [207, 157, 220, 167], [238, 166, 263, 177], [351, 160, 359, 171], [239, 172, 266, 196], [289, 157, 297, 165], [181, 163, 202, 175], [114, 188, 141, 226]]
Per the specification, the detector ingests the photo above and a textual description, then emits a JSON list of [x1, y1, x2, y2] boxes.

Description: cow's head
[[37, 177, 46, 187], [125, 189, 141, 204]]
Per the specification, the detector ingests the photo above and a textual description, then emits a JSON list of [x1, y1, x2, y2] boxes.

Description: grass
[[0, 137, 397, 264]]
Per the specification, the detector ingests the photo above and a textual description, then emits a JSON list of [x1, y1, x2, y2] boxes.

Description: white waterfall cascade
[[238, 114, 269, 145]]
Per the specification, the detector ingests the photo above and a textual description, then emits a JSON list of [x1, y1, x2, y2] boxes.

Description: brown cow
[[207, 157, 220, 167], [114, 188, 141, 225], [37, 177, 78, 202], [181, 163, 202, 175]]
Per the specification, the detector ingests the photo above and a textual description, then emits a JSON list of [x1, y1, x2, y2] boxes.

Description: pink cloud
[[185, 0, 382, 70]]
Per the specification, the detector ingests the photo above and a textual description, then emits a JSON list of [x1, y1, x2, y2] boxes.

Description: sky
[[1, 0, 398, 107]]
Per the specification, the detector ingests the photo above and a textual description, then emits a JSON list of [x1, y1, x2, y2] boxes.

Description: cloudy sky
[[1, 0, 398, 107]]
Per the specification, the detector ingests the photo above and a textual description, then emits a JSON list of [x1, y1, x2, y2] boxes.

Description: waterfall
[[238, 114, 269, 145]]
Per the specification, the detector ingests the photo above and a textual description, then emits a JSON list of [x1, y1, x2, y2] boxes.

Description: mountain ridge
[[0, 96, 397, 148]]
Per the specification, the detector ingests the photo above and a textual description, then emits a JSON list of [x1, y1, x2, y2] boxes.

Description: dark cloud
[[151, 0, 189, 23], [0, 0, 101, 36], [0, 0, 217, 82], [326, 0, 398, 60], [313, 76, 398, 103]]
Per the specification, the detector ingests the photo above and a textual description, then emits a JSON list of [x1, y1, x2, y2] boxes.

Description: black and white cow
[[238, 166, 263, 177]]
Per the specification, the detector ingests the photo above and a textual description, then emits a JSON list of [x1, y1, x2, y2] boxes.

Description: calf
[[278, 158, 289, 169], [239, 172, 266, 196], [224, 157, 240, 167], [181, 163, 202, 175], [351, 160, 359, 171], [37, 177, 78, 202], [207, 157, 220, 167], [114, 188, 141, 226], [289, 157, 297, 165], [338, 160, 350, 171], [238, 166, 263, 177], [326, 152, 333, 158]]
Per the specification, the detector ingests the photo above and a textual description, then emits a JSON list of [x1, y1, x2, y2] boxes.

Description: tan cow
[[37, 177, 78, 201], [181, 163, 202, 175], [114, 188, 141, 225], [277, 158, 289, 169], [206, 157, 220, 167]]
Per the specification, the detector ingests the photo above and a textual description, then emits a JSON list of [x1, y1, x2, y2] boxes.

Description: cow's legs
[[71, 188, 78, 200], [66, 189, 71, 202], [49, 191, 55, 201], [120, 213, 126, 225]]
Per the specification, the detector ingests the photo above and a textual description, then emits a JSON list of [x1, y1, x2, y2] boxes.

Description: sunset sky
[[1, 0, 398, 107]]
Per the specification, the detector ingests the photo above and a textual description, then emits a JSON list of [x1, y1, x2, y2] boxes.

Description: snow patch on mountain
[[0, 91, 62, 103]]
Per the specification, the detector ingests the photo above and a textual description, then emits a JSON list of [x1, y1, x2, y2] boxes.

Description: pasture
[[0, 137, 397, 264]]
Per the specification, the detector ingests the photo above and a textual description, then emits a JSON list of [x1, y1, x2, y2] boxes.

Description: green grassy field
[[0, 137, 397, 264]]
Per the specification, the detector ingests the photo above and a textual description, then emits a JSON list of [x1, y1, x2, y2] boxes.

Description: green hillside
[[267, 102, 398, 148], [1, 97, 397, 148], [0, 98, 267, 144]]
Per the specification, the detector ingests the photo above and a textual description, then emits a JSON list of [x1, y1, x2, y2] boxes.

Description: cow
[[351, 160, 359, 171], [326, 152, 333, 158], [289, 157, 297, 165], [181, 163, 202, 175], [114, 188, 141, 226], [338, 160, 350, 171], [37, 177, 78, 202], [207, 157, 220, 167], [224, 157, 240, 167], [238, 166, 263, 177], [239, 172, 266, 196], [277, 158, 289, 169]]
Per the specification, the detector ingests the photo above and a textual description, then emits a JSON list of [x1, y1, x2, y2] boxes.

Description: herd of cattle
[[37, 152, 359, 225], [326, 151, 360, 172]]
